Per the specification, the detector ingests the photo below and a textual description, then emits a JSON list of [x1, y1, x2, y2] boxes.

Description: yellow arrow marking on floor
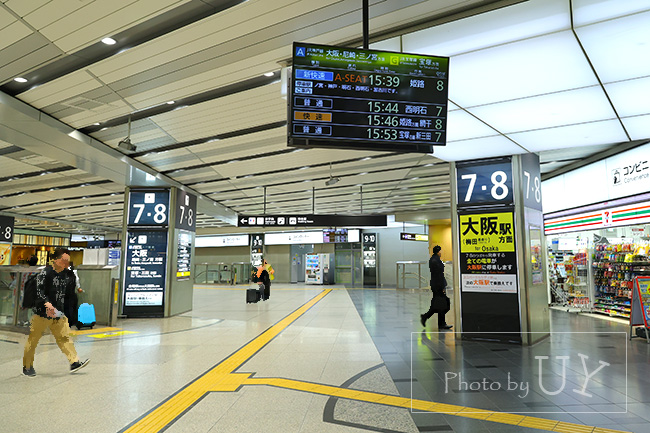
[[121, 289, 332, 433], [70, 327, 121, 336], [243, 377, 630, 433], [120, 287, 631, 433], [87, 330, 139, 339]]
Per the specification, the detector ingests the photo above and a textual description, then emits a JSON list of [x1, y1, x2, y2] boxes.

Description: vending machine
[[305, 253, 335, 285], [305, 253, 322, 284]]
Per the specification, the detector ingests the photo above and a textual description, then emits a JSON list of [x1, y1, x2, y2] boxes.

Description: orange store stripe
[[612, 204, 650, 214], [545, 213, 601, 225], [545, 221, 603, 231]]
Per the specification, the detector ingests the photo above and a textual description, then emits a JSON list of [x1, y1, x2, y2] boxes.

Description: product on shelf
[[592, 242, 650, 319]]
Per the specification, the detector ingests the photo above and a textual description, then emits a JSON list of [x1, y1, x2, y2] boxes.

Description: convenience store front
[[544, 202, 650, 321], [541, 141, 650, 322]]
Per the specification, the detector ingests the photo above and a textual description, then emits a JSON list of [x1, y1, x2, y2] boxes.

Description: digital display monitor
[[289, 42, 449, 153], [323, 228, 348, 243]]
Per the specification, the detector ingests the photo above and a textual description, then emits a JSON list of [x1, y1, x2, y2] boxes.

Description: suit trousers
[[422, 293, 450, 328], [23, 315, 78, 367]]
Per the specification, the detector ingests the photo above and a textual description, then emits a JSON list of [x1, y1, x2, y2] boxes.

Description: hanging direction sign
[[237, 214, 386, 228]]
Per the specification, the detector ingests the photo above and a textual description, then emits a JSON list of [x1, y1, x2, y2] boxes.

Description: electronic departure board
[[289, 42, 449, 153]]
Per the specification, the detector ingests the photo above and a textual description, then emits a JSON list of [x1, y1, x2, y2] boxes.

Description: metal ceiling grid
[[0, 0, 189, 85], [151, 84, 285, 143], [178, 129, 288, 163]]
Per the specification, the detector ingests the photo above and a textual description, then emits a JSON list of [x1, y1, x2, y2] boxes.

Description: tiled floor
[[0, 285, 648, 433]]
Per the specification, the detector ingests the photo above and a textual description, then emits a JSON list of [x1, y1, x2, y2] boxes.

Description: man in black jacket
[[22, 248, 89, 377], [420, 245, 452, 330]]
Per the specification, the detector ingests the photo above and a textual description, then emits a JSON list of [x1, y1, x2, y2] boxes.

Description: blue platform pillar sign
[[451, 154, 549, 345]]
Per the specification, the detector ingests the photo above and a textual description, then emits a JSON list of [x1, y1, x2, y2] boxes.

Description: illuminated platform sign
[[289, 42, 449, 153]]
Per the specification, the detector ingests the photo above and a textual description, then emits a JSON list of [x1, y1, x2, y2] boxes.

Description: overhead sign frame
[[288, 42, 449, 154]]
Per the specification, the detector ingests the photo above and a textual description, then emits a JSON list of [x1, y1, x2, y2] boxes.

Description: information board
[[251, 234, 264, 267], [456, 158, 514, 208], [289, 42, 449, 153], [127, 190, 170, 227], [176, 231, 192, 280], [323, 229, 348, 243], [123, 230, 167, 317], [175, 189, 197, 232], [400, 232, 428, 242], [362, 232, 377, 287], [459, 212, 518, 294], [0, 215, 14, 243], [238, 214, 386, 227]]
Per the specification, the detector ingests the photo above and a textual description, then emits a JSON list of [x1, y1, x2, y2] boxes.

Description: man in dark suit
[[420, 245, 452, 330]]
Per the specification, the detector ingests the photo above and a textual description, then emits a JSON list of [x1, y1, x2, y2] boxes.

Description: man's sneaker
[[22, 366, 36, 377], [70, 359, 90, 373]]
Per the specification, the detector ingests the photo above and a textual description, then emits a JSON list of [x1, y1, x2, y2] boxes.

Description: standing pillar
[[450, 154, 549, 345], [120, 187, 196, 318]]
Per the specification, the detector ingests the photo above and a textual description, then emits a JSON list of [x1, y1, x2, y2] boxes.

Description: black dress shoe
[[439, 324, 453, 330], [420, 314, 426, 327]]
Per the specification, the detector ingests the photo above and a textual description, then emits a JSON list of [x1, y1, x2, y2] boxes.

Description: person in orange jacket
[[256, 259, 274, 301]]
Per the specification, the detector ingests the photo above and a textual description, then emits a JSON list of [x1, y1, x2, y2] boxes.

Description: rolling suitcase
[[246, 287, 261, 304], [76, 303, 96, 329]]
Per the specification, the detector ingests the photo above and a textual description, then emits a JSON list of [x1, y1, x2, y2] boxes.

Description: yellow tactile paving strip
[[70, 327, 122, 336], [244, 377, 629, 433], [121, 289, 332, 433], [120, 289, 631, 433]]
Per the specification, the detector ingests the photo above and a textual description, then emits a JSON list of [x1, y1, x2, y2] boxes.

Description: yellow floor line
[[121, 289, 332, 433], [122, 287, 630, 433], [245, 377, 628, 433], [87, 330, 139, 339], [70, 327, 121, 336], [193, 285, 400, 291]]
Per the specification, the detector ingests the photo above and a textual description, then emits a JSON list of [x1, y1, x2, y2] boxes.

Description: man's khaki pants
[[23, 315, 78, 368]]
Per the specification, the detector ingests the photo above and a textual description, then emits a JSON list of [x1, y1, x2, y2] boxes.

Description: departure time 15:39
[[368, 74, 400, 87]]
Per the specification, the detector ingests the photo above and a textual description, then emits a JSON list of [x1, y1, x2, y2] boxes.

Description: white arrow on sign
[[240, 218, 247, 224]]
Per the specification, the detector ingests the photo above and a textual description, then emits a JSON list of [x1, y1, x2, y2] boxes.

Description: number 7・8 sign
[[456, 158, 514, 208], [127, 190, 170, 227]]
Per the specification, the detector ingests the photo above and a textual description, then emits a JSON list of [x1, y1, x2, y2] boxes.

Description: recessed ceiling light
[[359, 172, 368, 176], [101, 37, 116, 45], [360, 157, 372, 161], [93, 122, 100, 126], [264, 72, 275, 77], [166, 101, 175, 105], [14, 77, 28, 83]]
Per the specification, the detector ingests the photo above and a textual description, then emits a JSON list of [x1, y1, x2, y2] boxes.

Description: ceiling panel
[[0, 20, 32, 51], [604, 77, 650, 118], [621, 114, 650, 141], [575, 9, 650, 83], [432, 135, 527, 161], [510, 119, 629, 152], [448, 31, 599, 108], [468, 86, 617, 134], [403, 0, 570, 56]]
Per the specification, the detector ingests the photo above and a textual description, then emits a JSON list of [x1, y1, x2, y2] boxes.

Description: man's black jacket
[[429, 254, 447, 296], [33, 266, 77, 320]]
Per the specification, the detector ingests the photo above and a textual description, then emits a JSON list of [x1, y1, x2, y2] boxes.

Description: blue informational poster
[[123, 230, 168, 317]]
